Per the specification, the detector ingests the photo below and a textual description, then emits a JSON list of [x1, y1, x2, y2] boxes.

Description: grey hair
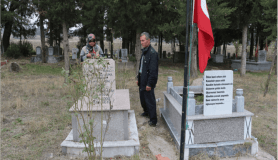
[[141, 32, 150, 40]]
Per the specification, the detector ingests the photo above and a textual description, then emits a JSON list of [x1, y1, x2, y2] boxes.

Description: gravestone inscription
[[83, 59, 116, 108], [203, 70, 233, 116]]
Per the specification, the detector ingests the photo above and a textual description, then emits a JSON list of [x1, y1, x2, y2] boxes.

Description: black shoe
[[140, 112, 149, 117], [148, 121, 156, 127]]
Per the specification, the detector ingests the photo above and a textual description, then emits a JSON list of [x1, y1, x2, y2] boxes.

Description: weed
[[13, 118, 24, 125], [2, 128, 10, 132], [13, 132, 25, 139], [41, 101, 50, 107]]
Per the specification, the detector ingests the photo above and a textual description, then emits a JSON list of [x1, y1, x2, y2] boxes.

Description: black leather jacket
[[137, 45, 159, 90]]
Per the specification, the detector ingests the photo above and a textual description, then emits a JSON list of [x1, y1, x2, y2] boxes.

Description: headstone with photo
[[121, 49, 128, 62], [72, 48, 79, 59], [61, 59, 139, 157]]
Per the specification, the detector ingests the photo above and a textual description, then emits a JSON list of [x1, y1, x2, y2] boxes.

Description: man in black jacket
[[137, 32, 159, 127]]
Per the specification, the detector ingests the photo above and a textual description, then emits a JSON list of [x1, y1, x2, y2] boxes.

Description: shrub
[[128, 55, 136, 62], [4, 41, 34, 58], [19, 40, 33, 57], [4, 42, 21, 59]]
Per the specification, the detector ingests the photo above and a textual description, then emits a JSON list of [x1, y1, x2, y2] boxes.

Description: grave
[[163, 51, 167, 59], [54, 46, 59, 55], [30, 46, 42, 63], [121, 49, 128, 62], [61, 59, 139, 158], [160, 70, 258, 159], [47, 46, 58, 63], [227, 53, 230, 59], [211, 47, 224, 63], [231, 50, 271, 71], [72, 48, 79, 59]]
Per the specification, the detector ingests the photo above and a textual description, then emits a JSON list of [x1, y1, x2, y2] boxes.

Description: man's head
[[140, 32, 150, 48], [87, 33, 96, 47]]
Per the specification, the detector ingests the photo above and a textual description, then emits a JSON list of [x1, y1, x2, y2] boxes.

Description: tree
[[35, 0, 82, 80], [1, 0, 36, 52]]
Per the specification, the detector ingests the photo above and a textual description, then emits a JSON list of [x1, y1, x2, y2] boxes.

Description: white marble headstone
[[82, 59, 116, 109], [36, 46, 41, 55], [203, 70, 233, 116]]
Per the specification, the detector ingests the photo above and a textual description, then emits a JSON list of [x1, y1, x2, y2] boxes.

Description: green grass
[[23, 63, 63, 75]]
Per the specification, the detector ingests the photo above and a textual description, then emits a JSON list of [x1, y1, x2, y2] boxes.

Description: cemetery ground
[[1, 56, 276, 160]]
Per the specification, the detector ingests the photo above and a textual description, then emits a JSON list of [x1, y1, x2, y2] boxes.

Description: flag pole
[[180, 0, 192, 159]]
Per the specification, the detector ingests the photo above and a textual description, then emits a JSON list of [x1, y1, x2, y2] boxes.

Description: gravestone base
[[231, 60, 271, 71], [30, 55, 42, 63], [47, 55, 58, 63], [160, 108, 258, 159], [60, 110, 140, 158]]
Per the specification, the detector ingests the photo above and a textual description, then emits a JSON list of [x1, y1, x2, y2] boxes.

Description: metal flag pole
[[179, 0, 192, 159]]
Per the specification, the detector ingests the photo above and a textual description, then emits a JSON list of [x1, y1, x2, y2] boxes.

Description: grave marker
[[48, 46, 54, 56], [258, 50, 267, 62], [72, 48, 78, 59], [121, 49, 128, 62], [82, 59, 116, 108], [203, 70, 233, 115], [36, 46, 41, 55]]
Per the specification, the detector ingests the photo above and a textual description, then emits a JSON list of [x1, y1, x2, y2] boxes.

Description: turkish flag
[[193, 0, 214, 73]]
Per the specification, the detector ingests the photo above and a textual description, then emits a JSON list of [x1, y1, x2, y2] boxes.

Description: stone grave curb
[[160, 108, 258, 159]]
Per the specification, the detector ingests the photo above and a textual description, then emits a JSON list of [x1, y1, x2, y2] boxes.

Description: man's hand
[[136, 81, 138, 86], [87, 53, 92, 58], [146, 86, 151, 91]]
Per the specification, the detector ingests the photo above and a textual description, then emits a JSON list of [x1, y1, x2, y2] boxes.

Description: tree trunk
[[110, 30, 113, 58], [135, 31, 141, 75], [2, 21, 13, 52], [275, 55, 278, 77], [100, 27, 104, 52], [171, 39, 175, 55], [190, 24, 198, 78], [249, 27, 254, 59], [40, 14, 46, 63], [240, 25, 248, 76], [62, 21, 69, 82], [223, 41, 226, 57], [160, 33, 163, 58], [49, 20, 53, 46]]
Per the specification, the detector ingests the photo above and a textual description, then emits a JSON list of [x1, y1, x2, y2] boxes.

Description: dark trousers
[[139, 88, 157, 124]]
